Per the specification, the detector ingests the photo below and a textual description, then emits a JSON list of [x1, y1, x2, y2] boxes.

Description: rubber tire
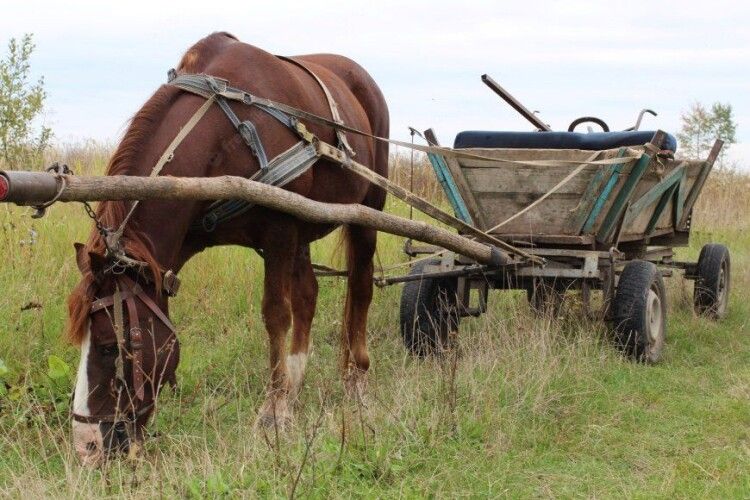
[[399, 260, 460, 357], [611, 260, 667, 363], [694, 244, 731, 319]]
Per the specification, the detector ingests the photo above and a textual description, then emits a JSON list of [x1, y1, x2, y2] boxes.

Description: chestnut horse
[[67, 32, 388, 466]]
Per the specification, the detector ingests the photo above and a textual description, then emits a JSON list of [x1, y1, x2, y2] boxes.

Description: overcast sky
[[3, 0, 749, 165]]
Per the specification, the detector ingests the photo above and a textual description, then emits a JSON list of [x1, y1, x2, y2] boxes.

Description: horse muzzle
[[72, 420, 139, 467]]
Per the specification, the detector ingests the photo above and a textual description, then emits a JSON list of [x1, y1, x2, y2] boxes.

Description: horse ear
[[73, 243, 87, 273], [87, 251, 109, 280]]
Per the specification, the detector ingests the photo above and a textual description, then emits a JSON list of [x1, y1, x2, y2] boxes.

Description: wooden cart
[[397, 129, 730, 363]]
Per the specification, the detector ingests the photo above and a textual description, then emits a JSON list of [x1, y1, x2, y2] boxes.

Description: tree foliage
[[0, 34, 51, 169], [677, 102, 737, 164]]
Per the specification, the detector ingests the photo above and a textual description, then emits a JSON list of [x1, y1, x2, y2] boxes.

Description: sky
[[3, 0, 749, 166]]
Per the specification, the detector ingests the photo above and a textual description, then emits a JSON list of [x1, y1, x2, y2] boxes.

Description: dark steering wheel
[[568, 116, 610, 132]]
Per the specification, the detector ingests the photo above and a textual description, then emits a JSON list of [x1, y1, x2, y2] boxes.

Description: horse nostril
[[86, 441, 97, 452]]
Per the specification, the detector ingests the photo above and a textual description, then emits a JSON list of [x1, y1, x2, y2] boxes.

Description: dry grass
[[0, 146, 748, 497]]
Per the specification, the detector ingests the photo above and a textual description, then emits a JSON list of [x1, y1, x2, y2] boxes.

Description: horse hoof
[[256, 412, 292, 430], [256, 396, 293, 430], [344, 370, 368, 406]]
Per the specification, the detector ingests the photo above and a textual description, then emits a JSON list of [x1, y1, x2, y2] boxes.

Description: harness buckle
[[202, 212, 219, 232]]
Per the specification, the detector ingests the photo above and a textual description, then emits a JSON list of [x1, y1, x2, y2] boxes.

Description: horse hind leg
[[257, 230, 297, 429], [340, 225, 377, 401], [287, 244, 318, 401]]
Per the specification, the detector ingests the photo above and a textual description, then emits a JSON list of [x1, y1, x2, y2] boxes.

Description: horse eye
[[98, 344, 119, 356]]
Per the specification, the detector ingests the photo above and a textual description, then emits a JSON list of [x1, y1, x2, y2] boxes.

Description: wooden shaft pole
[[1, 171, 512, 267]]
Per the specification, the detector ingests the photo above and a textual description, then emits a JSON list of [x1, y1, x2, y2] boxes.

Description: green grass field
[[0, 151, 748, 498]]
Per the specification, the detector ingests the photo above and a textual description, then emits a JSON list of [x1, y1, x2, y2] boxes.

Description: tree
[[0, 34, 51, 169], [677, 102, 737, 165]]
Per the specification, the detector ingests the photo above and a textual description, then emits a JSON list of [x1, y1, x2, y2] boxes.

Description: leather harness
[[73, 58, 349, 425]]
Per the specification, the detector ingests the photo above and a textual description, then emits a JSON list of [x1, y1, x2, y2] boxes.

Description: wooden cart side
[[678, 139, 724, 229], [594, 131, 669, 244]]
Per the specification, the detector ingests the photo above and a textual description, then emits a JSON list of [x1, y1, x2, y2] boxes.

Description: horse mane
[[66, 31, 238, 345]]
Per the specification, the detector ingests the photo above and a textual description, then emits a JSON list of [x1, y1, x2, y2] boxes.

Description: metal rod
[[375, 265, 495, 287], [481, 74, 552, 131]]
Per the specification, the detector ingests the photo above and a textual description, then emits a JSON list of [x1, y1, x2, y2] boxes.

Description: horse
[[67, 32, 389, 466]]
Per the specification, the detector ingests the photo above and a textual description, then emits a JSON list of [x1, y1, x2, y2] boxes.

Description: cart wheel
[[694, 243, 730, 319], [526, 280, 563, 318], [611, 260, 667, 363], [399, 260, 460, 356]]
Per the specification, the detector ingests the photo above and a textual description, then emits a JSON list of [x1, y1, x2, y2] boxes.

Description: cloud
[[2, 0, 747, 168]]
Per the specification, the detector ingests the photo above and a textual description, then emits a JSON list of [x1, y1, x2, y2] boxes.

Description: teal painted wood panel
[[622, 162, 686, 229], [596, 152, 652, 244], [572, 149, 626, 234], [581, 149, 630, 234], [427, 152, 473, 224]]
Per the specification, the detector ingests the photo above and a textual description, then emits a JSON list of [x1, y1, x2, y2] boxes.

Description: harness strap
[[90, 284, 141, 313], [125, 295, 145, 401], [277, 56, 356, 157], [190, 141, 320, 231], [119, 275, 177, 333], [72, 401, 155, 424], [168, 73, 325, 233], [215, 96, 269, 170], [108, 96, 216, 251], [112, 285, 127, 386]]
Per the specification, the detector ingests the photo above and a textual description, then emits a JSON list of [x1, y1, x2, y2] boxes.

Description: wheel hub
[[716, 263, 728, 315], [646, 288, 663, 344]]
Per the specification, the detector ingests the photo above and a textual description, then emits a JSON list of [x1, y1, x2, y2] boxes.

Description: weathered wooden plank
[[493, 233, 594, 246], [645, 183, 679, 235], [569, 151, 608, 231], [678, 139, 723, 229], [461, 165, 598, 194], [596, 131, 668, 243], [622, 162, 686, 229], [443, 155, 488, 230], [423, 129, 473, 224], [472, 192, 583, 235], [673, 167, 687, 229], [579, 149, 629, 234], [453, 147, 625, 163]]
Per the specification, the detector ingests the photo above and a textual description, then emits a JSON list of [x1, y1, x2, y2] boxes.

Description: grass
[[0, 147, 748, 497]]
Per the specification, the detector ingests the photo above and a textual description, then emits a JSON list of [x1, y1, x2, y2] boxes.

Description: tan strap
[[111, 95, 216, 244], [277, 56, 356, 157]]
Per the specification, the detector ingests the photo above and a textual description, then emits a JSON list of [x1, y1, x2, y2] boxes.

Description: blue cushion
[[453, 131, 677, 153]]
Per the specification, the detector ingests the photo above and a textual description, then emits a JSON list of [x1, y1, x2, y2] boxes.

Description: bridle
[[71, 273, 178, 425]]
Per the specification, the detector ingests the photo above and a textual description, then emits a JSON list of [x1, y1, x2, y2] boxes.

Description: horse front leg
[[341, 225, 377, 401], [257, 229, 297, 429], [287, 244, 318, 401]]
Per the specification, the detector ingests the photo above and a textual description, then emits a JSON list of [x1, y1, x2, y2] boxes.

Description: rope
[[485, 150, 601, 232], [169, 74, 641, 168]]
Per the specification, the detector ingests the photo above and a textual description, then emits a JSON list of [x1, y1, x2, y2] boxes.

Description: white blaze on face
[[73, 326, 92, 416], [72, 326, 104, 467]]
